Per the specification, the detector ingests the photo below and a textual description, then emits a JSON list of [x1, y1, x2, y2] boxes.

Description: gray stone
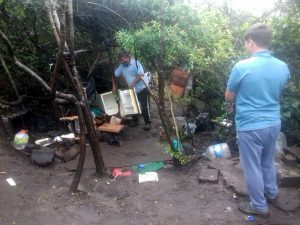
[[199, 168, 219, 183], [282, 154, 298, 167], [209, 158, 247, 195], [208, 158, 237, 171], [284, 146, 300, 162], [276, 157, 300, 188], [63, 145, 80, 162], [271, 188, 300, 212]]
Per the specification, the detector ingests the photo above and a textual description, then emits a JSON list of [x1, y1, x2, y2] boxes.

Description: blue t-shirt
[[114, 58, 145, 93], [227, 50, 290, 131]]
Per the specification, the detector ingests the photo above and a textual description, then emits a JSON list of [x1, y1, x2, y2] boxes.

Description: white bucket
[[205, 143, 231, 160]]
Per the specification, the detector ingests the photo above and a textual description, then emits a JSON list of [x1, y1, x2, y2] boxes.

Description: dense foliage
[[0, 0, 299, 144]]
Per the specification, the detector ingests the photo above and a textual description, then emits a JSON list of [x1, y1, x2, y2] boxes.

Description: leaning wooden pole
[[66, 0, 104, 175], [69, 103, 87, 192]]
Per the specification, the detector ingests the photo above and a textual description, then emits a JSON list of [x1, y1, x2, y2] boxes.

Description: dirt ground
[[0, 114, 299, 225]]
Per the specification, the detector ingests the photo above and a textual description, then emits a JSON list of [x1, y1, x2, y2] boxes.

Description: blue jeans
[[237, 124, 281, 212]]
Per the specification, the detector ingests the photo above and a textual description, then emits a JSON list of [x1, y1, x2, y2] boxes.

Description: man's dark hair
[[244, 23, 272, 47], [118, 50, 130, 59]]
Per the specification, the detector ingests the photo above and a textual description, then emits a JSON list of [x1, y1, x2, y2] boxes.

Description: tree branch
[[44, 0, 61, 47], [0, 95, 25, 106]]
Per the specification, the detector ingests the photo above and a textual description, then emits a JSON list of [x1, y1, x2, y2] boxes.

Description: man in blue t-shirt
[[225, 24, 290, 217], [113, 51, 151, 130]]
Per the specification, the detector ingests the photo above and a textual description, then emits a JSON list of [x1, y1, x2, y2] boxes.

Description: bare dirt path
[[1, 139, 299, 225]]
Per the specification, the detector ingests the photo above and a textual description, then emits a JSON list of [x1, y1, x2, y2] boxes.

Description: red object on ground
[[112, 168, 132, 177]]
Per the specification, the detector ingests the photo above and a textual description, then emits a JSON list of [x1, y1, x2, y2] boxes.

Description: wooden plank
[[59, 116, 79, 121], [97, 123, 124, 133]]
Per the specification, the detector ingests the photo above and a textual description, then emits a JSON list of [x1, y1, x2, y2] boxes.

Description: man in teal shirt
[[225, 24, 290, 217]]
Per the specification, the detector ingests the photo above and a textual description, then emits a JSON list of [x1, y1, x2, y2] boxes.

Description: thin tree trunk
[[81, 104, 105, 175], [158, 0, 166, 110], [66, 0, 105, 175], [0, 54, 25, 110], [70, 102, 87, 192], [0, 117, 6, 140]]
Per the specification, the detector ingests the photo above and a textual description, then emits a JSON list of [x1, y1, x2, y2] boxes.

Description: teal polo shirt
[[114, 58, 145, 93], [227, 50, 290, 131]]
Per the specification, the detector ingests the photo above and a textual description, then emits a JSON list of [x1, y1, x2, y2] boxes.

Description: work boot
[[266, 194, 279, 204], [238, 201, 269, 218], [143, 123, 151, 131]]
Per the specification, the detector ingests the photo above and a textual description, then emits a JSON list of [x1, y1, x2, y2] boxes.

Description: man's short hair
[[118, 50, 130, 59], [244, 23, 272, 47]]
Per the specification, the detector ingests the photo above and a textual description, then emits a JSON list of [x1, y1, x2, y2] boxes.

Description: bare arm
[[225, 89, 235, 103], [225, 89, 235, 113], [128, 74, 143, 89]]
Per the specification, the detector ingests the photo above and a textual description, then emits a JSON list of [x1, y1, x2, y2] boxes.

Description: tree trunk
[[69, 103, 87, 192], [81, 104, 105, 175], [65, 0, 105, 176], [158, 0, 166, 111]]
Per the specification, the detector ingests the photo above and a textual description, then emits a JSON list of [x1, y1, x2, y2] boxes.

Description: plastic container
[[205, 143, 231, 160], [244, 215, 255, 222], [275, 132, 287, 154], [175, 117, 186, 130], [35, 138, 54, 147], [13, 130, 29, 150]]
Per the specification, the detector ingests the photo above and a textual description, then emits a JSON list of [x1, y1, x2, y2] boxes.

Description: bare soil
[[0, 111, 299, 225]]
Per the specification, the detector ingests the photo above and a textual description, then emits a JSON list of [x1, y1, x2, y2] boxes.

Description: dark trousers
[[133, 88, 151, 124]]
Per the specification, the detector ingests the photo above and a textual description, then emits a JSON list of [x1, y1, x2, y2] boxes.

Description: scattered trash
[[217, 119, 233, 128], [31, 147, 54, 166], [233, 193, 237, 199], [172, 138, 183, 152], [132, 161, 164, 174], [244, 215, 255, 222], [175, 117, 187, 130], [195, 112, 210, 132], [205, 143, 231, 160], [35, 138, 54, 147], [138, 164, 145, 170], [23, 143, 35, 155], [13, 130, 29, 150], [184, 122, 197, 135], [224, 206, 232, 212], [6, 177, 16, 186], [60, 133, 75, 139], [106, 175, 118, 185], [112, 168, 132, 177], [53, 136, 62, 142], [110, 116, 122, 125], [0, 171, 7, 175], [139, 172, 159, 183]]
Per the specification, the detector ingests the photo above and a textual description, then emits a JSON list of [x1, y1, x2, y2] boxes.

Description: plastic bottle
[[205, 143, 231, 160], [13, 130, 29, 150], [244, 215, 255, 222]]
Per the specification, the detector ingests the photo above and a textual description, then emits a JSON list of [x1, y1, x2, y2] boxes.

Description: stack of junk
[[11, 88, 142, 166]]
